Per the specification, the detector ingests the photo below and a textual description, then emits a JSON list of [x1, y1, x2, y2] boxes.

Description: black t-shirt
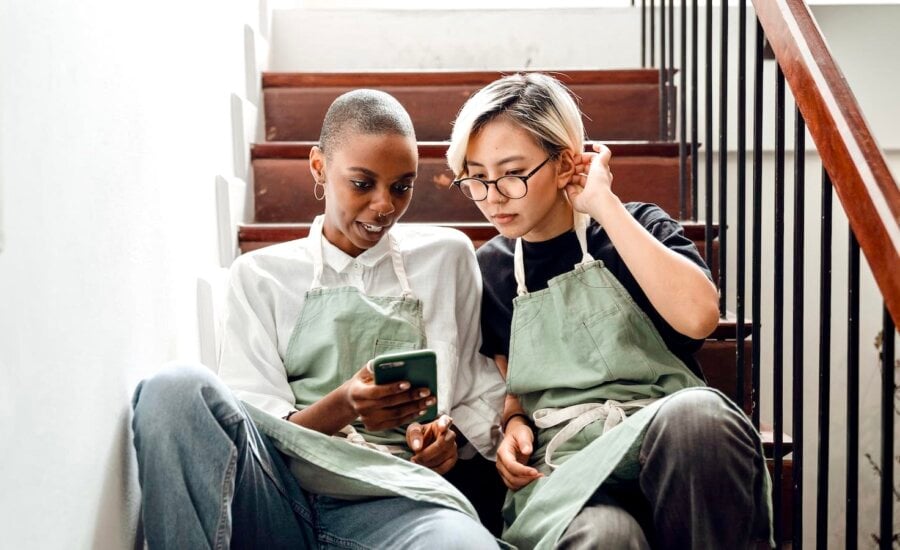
[[476, 202, 710, 380]]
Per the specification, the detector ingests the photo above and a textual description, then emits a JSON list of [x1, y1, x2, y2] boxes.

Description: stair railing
[[641, 0, 899, 547]]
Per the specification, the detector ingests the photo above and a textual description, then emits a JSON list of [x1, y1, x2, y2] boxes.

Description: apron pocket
[[373, 338, 418, 358], [583, 307, 658, 384]]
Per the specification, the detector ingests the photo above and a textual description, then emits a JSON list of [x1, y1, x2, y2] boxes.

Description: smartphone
[[370, 349, 438, 423]]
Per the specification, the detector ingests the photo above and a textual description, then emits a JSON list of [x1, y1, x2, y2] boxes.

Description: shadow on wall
[[91, 403, 141, 549]]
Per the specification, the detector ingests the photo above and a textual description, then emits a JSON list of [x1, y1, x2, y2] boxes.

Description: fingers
[[357, 395, 437, 431], [411, 423, 457, 471], [406, 422, 424, 452], [495, 425, 541, 490]]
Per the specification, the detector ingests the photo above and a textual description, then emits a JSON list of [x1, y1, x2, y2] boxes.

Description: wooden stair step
[[238, 221, 717, 281], [760, 426, 794, 458], [262, 69, 665, 142], [251, 140, 694, 226]]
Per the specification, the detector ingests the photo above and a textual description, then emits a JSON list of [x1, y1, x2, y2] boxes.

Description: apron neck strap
[[308, 215, 413, 298], [513, 212, 596, 296]]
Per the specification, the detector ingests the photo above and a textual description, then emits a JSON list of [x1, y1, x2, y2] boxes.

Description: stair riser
[[264, 84, 662, 142], [696, 339, 752, 416], [252, 155, 692, 224]]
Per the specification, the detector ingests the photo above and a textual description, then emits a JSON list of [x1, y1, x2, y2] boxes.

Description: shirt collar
[[319, 231, 392, 273]]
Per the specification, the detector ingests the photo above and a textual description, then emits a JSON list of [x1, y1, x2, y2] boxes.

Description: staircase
[[236, 67, 795, 540]]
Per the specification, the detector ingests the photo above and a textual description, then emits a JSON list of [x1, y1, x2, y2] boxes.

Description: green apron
[[242, 215, 480, 521], [501, 215, 770, 549]]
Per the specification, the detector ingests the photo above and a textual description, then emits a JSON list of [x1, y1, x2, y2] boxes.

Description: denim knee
[[132, 364, 241, 445], [413, 508, 498, 549]]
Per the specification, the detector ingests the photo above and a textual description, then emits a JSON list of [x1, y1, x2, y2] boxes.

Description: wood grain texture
[[263, 81, 663, 141], [250, 141, 693, 223]]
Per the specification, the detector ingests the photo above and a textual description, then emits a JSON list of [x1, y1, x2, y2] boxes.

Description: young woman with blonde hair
[[448, 73, 772, 549]]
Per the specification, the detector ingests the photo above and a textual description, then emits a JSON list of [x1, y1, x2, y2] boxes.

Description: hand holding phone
[[370, 349, 438, 423]]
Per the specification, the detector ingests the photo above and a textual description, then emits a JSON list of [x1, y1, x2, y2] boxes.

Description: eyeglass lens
[[459, 176, 527, 200]]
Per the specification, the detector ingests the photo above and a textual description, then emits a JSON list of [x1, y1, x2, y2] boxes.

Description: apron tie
[[533, 398, 659, 470]]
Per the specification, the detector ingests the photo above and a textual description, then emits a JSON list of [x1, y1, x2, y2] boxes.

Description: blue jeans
[[131, 365, 498, 549]]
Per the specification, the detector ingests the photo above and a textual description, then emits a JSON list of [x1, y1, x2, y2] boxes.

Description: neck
[[522, 193, 575, 242]]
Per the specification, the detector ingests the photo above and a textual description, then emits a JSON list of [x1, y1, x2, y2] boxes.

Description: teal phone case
[[371, 349, 438, 423]]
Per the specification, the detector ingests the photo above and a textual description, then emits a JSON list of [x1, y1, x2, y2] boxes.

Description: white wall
[[0, 1, 255, 548], [270, 7, 641, 71]]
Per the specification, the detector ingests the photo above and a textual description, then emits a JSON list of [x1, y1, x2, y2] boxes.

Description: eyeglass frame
[[451, 156, 553, 201]]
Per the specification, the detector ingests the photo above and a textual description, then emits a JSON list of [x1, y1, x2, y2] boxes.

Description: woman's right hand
[[496, 417, 543, 490], [343, 363, 436, 432]]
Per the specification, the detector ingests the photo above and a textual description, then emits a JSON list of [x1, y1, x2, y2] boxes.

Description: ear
[[555, 149, 576, 190], [309, 146, 326, 182]]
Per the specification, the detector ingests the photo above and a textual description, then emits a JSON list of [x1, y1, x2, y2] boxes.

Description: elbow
[[680, 287, 720, 339]]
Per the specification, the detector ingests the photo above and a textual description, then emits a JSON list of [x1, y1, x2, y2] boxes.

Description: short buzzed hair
[[318, 89, 416, 158]]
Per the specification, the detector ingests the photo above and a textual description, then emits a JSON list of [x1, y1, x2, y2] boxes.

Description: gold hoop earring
[[314, 180, 326, 201]]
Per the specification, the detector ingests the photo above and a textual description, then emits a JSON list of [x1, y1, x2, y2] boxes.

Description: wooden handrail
[[754, 0, 900, 325]]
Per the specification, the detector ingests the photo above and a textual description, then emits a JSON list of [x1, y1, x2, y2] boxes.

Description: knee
[[647, 390, 757, 463], [560, 504, 649, 550], [418, 509, 497, 549], [132, 364, 231, 442]]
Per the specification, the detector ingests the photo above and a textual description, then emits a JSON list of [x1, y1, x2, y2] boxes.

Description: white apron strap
[[308, 215, 327, 290], [308, 215, 413, 298], [513, 211, 596, 296], [532, 397, 658, 470]]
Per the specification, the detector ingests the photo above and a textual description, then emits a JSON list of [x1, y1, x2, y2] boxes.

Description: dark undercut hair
[[318, 89, 416, 158]]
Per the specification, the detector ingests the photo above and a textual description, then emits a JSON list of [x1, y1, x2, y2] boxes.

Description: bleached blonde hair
[[446, 73, 585, 178]]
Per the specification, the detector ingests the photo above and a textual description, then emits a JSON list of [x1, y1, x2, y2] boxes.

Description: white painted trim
[[244, 25, 269, 106], [197, 268, 231, 372], [215, 175, 249, 268], [230, 94, 259, 181]]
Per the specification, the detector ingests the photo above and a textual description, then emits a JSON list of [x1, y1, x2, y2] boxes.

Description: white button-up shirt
[[218, 224, 505, 458]]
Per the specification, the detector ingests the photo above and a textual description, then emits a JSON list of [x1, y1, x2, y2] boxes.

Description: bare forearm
[[287, 382, 357, 435], [588, 190, 719, 339]]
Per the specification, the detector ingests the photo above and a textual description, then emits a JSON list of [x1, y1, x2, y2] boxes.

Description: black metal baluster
[[717, 0, 729, 319], [751, 18, 764, 430], [679, 0, 688, 218], [816, 169, 832, 550], [792, 107, 806, 550], [735, 0, 748, 411], [642, 0, 647, 68], [691, 0, 699, 221], [650, 0, 656, 67], [704, 0, 713, 269], [847, 230, 860, 550], [660, 0, 668, 139], [773, 64, 786, 547], [881, 307, 895, 550], [667, 0, 675, 139]]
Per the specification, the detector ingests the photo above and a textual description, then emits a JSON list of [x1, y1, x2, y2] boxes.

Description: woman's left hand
[[566, 143, 615, 216], [406, 415, 457, 474]]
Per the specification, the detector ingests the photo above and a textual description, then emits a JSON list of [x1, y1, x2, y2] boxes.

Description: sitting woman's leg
[[557, 488, 651, 550], [638, 390, 769, 550], [313, 494, 499, 550], [131, 364, 315, 550]]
